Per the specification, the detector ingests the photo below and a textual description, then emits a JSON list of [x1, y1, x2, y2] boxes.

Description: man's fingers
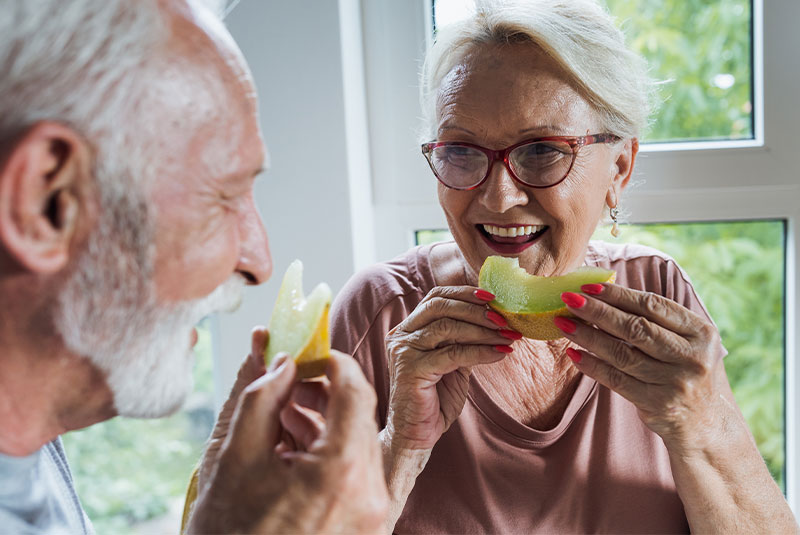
[[280, 403, 326, 451], [319, 350, 379, 456], [290, 379, 330, 416], [252, 326, 269, 363], [224, 357, 297, 466]]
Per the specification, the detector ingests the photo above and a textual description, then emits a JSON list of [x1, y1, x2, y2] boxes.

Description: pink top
[[331, 241, 725, 534]]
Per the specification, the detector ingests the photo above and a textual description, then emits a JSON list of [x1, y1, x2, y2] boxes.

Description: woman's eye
[[514, 143, 569, 167]]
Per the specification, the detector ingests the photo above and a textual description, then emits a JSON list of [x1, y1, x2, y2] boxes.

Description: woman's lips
[[477, 224, 547, 254]]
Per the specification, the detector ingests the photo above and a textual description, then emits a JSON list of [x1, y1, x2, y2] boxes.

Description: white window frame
[[361, 0, 800, 512]]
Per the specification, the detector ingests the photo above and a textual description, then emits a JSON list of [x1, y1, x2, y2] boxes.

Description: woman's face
[[435, 42, 636, 280]]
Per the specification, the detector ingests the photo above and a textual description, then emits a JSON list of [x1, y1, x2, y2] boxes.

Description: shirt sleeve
[[330, 264, 424, 427]]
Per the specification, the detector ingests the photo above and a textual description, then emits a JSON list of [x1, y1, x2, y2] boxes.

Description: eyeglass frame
[[420, 133, 621, 191]]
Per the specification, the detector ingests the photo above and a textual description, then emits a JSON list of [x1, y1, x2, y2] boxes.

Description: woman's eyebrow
[[438, 124, 477, 136], [517, 125, 569, 136]]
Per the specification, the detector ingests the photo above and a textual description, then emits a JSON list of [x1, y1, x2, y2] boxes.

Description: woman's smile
[[477, 223, 548, 254]]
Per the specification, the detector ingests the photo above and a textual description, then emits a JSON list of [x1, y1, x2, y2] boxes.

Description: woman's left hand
[[553, 283, 729, 453]]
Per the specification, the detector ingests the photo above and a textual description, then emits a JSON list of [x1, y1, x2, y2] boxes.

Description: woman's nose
[[477, 160, 530, 213]]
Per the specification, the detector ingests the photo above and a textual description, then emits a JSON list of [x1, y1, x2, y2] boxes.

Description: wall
[[213, 0, 372, 403]]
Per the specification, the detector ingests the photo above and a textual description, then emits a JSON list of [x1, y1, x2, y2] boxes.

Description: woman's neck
[[472, 338, 582, 430]]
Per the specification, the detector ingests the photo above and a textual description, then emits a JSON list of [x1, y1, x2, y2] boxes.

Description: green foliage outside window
[[434, 0, 753, 142], [416, 220, 786, 490], [62, 320, 217, 534], [602, 0, 753, 142]]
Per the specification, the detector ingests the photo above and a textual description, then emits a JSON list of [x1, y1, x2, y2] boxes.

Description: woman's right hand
[[383, 286, 518, 452]]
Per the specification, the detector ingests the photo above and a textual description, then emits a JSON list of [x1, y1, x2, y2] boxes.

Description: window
[[417, 220, 787, 489], [62, 319, 216, 534], [434, 0, 755, 145]]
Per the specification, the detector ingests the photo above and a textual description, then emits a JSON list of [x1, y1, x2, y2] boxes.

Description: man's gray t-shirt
[[0, 438, 93, 534]]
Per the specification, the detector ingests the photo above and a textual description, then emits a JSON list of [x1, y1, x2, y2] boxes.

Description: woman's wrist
[[379, 427, 432, 532]]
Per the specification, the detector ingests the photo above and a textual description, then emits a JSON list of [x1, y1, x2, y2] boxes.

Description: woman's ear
[[0, 122, 93, 274], [606, 137, 638, 208]]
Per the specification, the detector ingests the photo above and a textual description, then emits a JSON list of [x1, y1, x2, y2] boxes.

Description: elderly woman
[[331, 1, 796, 533]]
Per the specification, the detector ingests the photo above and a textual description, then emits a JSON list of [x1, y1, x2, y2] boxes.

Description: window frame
[[360, 0, 800, 511]]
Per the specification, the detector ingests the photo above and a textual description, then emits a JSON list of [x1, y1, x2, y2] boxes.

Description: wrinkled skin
[[188, 329, 388, 534], [379, 40, 797, 534]]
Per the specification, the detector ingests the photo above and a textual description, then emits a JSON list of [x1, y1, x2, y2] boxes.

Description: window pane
[[416, 220, 786, 490], [62, 319, 216, 534], [432, 0, 754, 143]]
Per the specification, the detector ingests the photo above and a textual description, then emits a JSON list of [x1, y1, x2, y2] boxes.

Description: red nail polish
[[498, 329, 523, 340], [494, 344, 513, 354], [486, 310, 507, 327], [474, 289, 495, 301], [553, 316, 577, 334], [581, 283, 604, 295], [566, 347, 582, 363], [561, 292, 586, 309]]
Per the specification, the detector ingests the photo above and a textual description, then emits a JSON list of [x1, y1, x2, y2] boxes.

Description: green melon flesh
[[264, 260, 332, 366], [478, 256, 615, 313]]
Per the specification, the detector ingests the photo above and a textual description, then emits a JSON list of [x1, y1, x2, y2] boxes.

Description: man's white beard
[[54, 190, 244, 418]]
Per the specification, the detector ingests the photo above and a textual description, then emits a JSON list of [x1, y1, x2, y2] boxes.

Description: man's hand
[[187, 328, 388, 534]]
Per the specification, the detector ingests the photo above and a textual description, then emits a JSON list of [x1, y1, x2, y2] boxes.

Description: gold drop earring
[[610, 205, 620, 237]]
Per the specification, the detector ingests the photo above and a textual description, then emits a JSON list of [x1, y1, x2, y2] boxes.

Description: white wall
[[212, 0, 373, 404]]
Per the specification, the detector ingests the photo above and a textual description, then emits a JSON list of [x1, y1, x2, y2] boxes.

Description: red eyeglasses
[[421, 133, 620, 190]]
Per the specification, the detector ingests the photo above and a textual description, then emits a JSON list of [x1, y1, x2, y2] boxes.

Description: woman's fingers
[[556, 317, 675, 383], [401, 286, 502, 333], [566, 348, 651, 406], [578, 284, 705, 338], [404, 317, 515, 350], [417, 343, 508, 376], [560, 289, 693, 364]]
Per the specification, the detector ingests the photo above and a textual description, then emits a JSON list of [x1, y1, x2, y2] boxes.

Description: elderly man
[[0, 0, 388, 533]]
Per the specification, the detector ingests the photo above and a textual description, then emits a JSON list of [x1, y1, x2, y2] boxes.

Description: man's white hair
[[0, 0, 244, 418], [421, 0, 654, 141], [0, 1, 172, 191]]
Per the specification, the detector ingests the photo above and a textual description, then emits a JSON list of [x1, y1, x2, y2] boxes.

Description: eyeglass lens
[[428, 140, 574, 188]]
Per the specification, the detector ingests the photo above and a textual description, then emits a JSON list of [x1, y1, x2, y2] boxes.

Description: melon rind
[[264, 260, 332, 379], [478, 256, 615, 340]]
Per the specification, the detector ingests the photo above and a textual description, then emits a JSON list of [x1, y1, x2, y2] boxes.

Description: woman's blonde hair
[[420, 0, 653, 140]]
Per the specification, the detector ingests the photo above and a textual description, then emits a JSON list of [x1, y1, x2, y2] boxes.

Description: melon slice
[[264, 260, 332, 379], [478, 256, 616, 340]]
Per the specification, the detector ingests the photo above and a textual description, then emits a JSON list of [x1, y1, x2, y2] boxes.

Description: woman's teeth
[[482, 224, 544, 238]]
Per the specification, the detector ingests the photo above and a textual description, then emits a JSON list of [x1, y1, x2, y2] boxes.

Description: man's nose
[[237, 196, 272, 285]]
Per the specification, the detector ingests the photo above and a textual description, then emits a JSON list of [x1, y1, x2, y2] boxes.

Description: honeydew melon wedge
[[264, 260, 332, 379], [478, 256, 616, 340]]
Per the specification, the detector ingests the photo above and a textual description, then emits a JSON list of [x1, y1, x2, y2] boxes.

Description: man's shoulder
[[0, 438, 92, 535]]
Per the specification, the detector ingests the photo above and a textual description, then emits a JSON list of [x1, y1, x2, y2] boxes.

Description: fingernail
[[498, 329, 523, 340], [486, 310, 507, 327], [566, 347, 582, 363], [561, 292, 586, 309], [553, 316, 577, 334], [581, 283, 604, 295], [494, 344, 513, 354], [474, 289, 495, 301]]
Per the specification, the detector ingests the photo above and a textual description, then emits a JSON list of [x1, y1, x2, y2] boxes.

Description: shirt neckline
[[416, 240, 601, 447]]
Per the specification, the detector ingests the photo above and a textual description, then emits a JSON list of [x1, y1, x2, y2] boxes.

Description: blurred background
[[60, 0, 799, 532]]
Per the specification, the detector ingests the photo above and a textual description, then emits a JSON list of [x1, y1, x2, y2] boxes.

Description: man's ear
[[606, 137, 638, 209], [0, 122, 93, 274]]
